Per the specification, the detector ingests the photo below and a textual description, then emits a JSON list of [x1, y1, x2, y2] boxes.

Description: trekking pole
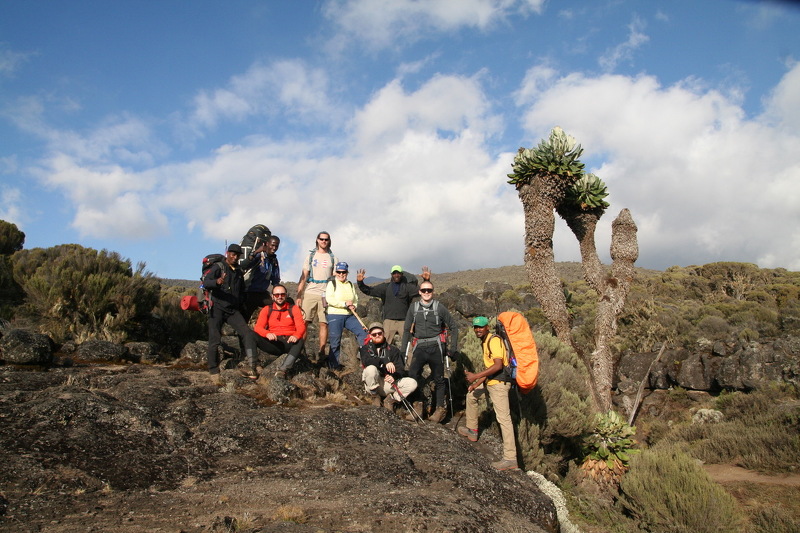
[[391, 382, 424, 423], [440, 344, 455, 420], [350, 307, 369, 333]]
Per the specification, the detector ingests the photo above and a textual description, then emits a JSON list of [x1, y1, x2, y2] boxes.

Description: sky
[[1, 0, 799, 284]]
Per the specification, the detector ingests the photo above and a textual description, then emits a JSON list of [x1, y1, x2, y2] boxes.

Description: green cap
[[391, 265, 403, 273], [472, 316, 489, 327]]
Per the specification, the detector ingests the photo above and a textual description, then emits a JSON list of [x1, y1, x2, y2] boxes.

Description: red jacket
[[254, 302, 306, 338]]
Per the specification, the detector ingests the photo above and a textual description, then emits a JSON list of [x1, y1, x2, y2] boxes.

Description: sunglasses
[[273, 293, 287, 297], [336, 271, 348, 274], [420, 288, 433, 293], [318, 237, 330, 241], [370, 331, 384, 337]]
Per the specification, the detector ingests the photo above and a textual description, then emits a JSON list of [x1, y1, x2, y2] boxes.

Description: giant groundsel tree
[[508, 127, 639, 411]]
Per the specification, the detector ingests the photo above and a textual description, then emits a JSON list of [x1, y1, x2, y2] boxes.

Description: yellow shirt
[[482, 334, 507, 386], [325, 279, 358, 315]]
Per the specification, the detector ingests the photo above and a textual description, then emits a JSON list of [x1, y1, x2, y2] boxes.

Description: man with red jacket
[[254, 284, 307, 379]]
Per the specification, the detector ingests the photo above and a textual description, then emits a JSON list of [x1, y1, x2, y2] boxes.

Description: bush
[[0, 219, 25, 255], [619, 444, 745, 533], [12, 244, 160, 343]]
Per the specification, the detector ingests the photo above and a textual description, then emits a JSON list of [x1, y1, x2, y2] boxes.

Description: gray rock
[[124, 341, 160, 363], [76, 339, 127, 362], [0, 329, 53, 365]]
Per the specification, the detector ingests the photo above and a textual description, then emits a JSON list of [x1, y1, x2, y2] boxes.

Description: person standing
[[356, 265, 431, 347], [460, 316, 519, 471], [324, 262, 368, 370], [295, 231, 337, 360], [360, 322, 417, 410], [241, 235, 281, 323], [253, 284, 306, 379], [400, 280, 459, 424], [203, 243, 259, 383]]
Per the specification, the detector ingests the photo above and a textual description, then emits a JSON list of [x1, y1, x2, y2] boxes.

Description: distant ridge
[[160, 262, 661, 293]]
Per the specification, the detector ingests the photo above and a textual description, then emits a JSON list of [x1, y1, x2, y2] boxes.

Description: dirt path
[[703, 464, 800, 486]]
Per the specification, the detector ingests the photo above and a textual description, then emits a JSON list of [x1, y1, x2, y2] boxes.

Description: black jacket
[[203, 260, 246, 313], [359, 341, 407, 380], [358, 272, 419, 321]]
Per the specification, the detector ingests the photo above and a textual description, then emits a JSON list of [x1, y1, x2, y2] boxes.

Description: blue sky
[[2, 0, 799, 283]]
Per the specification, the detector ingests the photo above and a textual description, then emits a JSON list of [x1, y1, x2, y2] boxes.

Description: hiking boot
[[458, 426, 478, 442], [274, 370, 287, 380], [428, 406, 447, 424], [239, 366, 258, 380], [209, 373, 221, 386], [382, 395, 396, 411], [491, 459, 519, 471], [370, 394, 382, 407]]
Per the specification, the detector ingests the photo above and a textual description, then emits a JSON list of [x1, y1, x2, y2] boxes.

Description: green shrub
[[619, 444, 745, 533], [0, 219, 25, 255], [671, 387, 800, 473], [751, 507, 800, 533], [12, 244, 160, 343]]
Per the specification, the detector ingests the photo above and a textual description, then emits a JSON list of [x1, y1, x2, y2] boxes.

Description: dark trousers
[[255, 335, 306, 372], [207, 306, 257, 374], [242, 291, 272, 323], [408, 341, 446, 408]]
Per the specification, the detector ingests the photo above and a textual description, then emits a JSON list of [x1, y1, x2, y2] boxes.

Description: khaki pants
[[465, 381, 516, 462], [362, 365, 417, 401], [383, 319, 404, 347]]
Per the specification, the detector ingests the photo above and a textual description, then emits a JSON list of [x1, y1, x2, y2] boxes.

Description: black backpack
[[197, 253, 225, 313], [239, 224, 271, 263]]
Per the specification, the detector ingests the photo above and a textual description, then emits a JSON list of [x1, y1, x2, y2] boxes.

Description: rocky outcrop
[[0, 364, 559, 532], [616, 336, 800, 393]]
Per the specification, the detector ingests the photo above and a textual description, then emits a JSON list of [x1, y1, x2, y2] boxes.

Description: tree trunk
[[591, 209, 639, 411], [517, 178, 572, 346]]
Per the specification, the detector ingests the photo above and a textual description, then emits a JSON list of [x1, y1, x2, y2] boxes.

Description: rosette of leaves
[[507, 126, 586, 187], [564, 173, 610, 211], [579, 410, 640, 488]]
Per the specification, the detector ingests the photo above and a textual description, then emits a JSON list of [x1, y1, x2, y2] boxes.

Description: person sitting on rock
[[360, 322, 417, 412], [253, 284, 307, 379]]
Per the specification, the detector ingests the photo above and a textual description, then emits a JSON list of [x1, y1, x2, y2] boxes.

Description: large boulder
[[76, 339, 127, 362], [0, 329, 53, 365]]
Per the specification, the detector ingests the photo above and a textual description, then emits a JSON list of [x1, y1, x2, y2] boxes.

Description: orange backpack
[[496, 311, 540, 394]]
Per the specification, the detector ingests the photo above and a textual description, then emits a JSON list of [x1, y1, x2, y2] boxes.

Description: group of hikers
[[201, 229, 520, 471]]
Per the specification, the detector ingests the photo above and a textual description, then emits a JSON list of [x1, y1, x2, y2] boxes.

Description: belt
[[414, 336, 440, 345]]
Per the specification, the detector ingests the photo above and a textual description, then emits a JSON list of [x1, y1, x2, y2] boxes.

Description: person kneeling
[[360, 322, 417, 411], [254, 285, 307, 379]]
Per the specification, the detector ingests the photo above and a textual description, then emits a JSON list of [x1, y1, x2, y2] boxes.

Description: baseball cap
[[227, 244, 243, 254], [335, 261, 349, 272], [391, 265, 403, 273], [472, 316, 489, 327], [368, 322, 384, 332]]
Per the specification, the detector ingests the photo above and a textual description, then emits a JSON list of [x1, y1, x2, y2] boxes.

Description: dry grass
[[273, 505, 307, 524]]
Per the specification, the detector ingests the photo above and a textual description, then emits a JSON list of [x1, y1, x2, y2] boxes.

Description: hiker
[[203, 243, 260, 383], [360, 322, 417, 411], [295, 231, 337, 361], [241, 235, 281, 323], [356, 265, 431, 348], [400, 280, 459, 424], [324, 262, 368, 370], [460, 316, 519, 471], [253, 284, 306, 379]]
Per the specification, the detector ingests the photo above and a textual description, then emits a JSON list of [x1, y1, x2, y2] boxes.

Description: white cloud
[[323, 0, 545, 51], [0, 186, 23, 223], [514, 62, 800, 270], [185, 60, 338, 137], [0, 47, 35, 77], [598, 14, 649, 72]]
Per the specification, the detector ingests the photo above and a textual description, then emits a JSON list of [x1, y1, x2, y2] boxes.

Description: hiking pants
[[408, 341, 446, 408], [466, 382, 517, 462], [207, 306, 257, 374], [255, 335, 305, 372], [362, 365, 418, 401], [242, 291, 272, 324], [382, 318, 404, 348], [326, 313, 368, 369]]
